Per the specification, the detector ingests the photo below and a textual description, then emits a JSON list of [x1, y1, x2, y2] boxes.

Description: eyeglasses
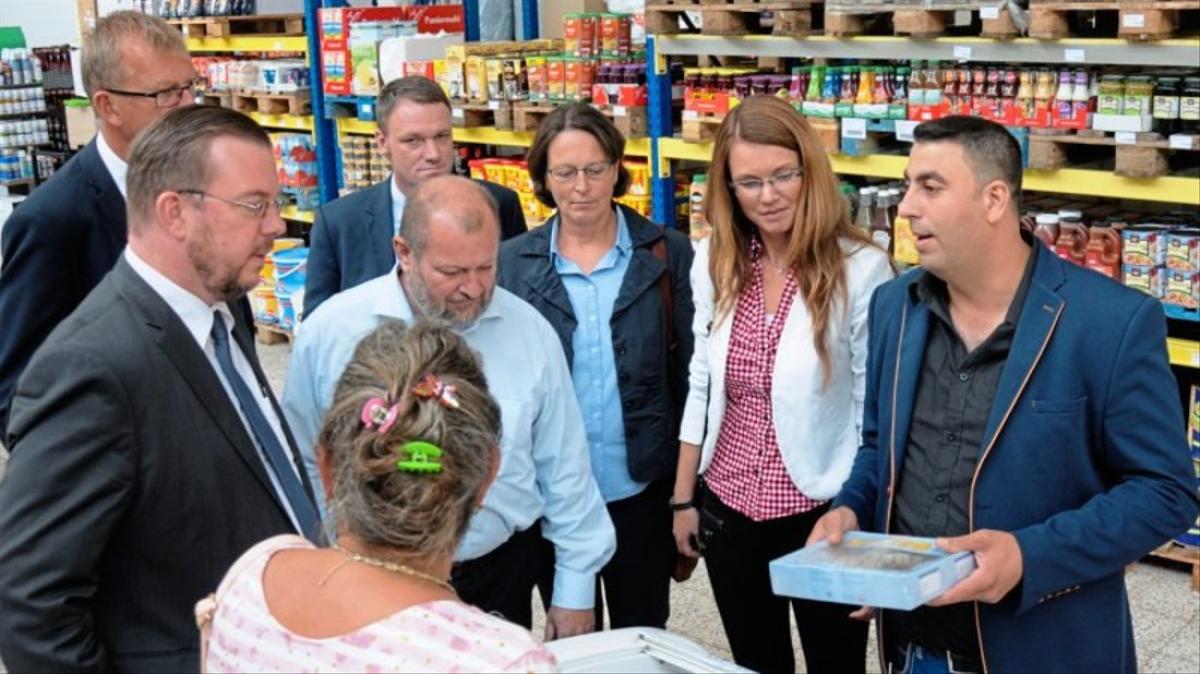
[[548, 162, 613, 184], [179, 190, 288, 221], [729, 168, 804, 197], [104, 79, 199, 108]]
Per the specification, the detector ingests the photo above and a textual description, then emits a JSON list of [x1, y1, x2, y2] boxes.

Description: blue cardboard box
[[769, 532, 976, 611]]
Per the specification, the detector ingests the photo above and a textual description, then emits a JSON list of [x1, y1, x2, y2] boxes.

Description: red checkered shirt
[[705, 241, 827, 521]]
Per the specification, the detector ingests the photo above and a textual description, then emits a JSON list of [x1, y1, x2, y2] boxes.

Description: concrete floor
[[0, 338, 1196, 673]]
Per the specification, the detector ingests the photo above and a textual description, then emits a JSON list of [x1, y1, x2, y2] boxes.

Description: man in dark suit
[[304, 76, 526, 316], [0, 106, 321, 673], [811, 116, 1198, 674], [0, 11, 198, 435]]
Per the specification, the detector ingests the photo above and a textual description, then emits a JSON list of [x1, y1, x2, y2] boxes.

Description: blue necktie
[[210, 311, 322, 542]]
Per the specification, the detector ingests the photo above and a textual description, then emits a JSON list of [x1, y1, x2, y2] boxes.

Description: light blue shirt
[[550, 209, 646, 503], [389, 176, 406, 236], [281, 270, 615, 609]]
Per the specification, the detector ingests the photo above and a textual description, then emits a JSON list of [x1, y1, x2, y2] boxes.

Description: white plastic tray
[[545, 627, 751, 673]]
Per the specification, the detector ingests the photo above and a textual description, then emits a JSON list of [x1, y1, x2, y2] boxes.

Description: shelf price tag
[[980, 6, 1000, 20], [1064, 49, 1086, 63], [452, 108, 464, 120], [841, 118, 867, 140], [1115, 132, 1138, 145], [614, 105, 627, 117], [895, 120, 919, 143], [952, 45, 972, 61], [1123, 13, 1145, 28], [487, 100, 500, 111], [682, 109, 699, 121], [1169, 134, 1197, 150]]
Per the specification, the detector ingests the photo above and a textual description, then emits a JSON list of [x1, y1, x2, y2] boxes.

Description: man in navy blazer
[[304, 76, 525, 317], [0, 11, 198, 436], [811, 116, 1198, 674]]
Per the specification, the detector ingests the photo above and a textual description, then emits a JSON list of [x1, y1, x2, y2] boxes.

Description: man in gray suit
[[0, 106, 320, 673]]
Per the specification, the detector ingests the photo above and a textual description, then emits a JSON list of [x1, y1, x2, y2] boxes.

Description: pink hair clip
[[412, 374, 461, 410], [360, 397, 401, 435]]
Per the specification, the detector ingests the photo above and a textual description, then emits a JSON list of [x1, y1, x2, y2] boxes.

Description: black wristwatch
[[670, 498, 695, 512]]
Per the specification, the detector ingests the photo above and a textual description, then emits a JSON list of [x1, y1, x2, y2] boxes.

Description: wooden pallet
[[168, 13, 305, 39], [452, 101, 510, 129], [645, 1, 821, 37], [600, 105, 649, 138], [229, 89, 312, 116], [511, 101, 558, 133], [1027, 129, 1200, 179], [1028, 1, 1200, 40], [681, 111, 727, 143], [825, 1, 1020, 38], [255, 322, 293, 346], [1150, 541, 1200, 591]]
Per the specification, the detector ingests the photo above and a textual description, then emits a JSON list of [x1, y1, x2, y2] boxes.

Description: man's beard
[[404, 268, 491, 330], [187, 222, 254, 303]]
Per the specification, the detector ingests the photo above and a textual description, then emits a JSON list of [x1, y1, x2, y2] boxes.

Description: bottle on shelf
[[1054, 214, 1089, 265], [1071, 69, 1090, 123], [1084, 221, 1121, 280], [908, 61, 925, 107], [1055, 70, 1074, 121], [689, 173, 709, 240], [871, 188, 893, 254], [1033, 213, 1060, 249], [855, 186, 876, 232]]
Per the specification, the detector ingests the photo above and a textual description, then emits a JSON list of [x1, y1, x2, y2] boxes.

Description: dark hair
[[126, 106, 270, 228], [319, 318, 501, 555], [377, 76, 452, 134], [913, 115, 1023, 211], [525, 102, 630, 208]]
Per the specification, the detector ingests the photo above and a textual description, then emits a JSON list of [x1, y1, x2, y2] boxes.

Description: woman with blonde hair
[[198, 319, 557, 673], [670, 95, 894, 673]]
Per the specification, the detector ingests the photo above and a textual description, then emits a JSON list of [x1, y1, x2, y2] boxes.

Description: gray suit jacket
[[0, 259, 310, 673]]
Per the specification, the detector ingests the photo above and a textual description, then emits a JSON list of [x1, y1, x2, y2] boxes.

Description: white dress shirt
[[390, 176, 406, 237], [96, 132, 128, 199], [124, 247, 303, 532]]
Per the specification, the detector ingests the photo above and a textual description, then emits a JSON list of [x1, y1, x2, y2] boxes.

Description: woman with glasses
[[670, 95, 894, 673], [498, 103, 694, 631]]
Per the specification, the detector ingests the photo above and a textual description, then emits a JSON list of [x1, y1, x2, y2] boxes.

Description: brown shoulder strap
[[652, 239, 677, 352]]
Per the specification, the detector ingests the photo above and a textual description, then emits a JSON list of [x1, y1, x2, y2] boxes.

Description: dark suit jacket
[[0, 139, 125, 435], [498, 205, 695, 484], [834, 240, 1199, 673], [0, 259, 312, 674], [303, 178, 526, 316]]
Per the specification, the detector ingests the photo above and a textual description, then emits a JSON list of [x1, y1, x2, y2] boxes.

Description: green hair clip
[[396, 441, 444, 474]]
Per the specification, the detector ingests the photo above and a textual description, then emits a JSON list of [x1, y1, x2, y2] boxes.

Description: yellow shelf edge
[[187, 36, 307, 53], [247, 111, 313, 132], [337, 118, 379, 135], [659, 138, 1200, 205], [666, 34, 1200, 48], [280, 206, 314, 224], [452, 127, 535, 148], [1168, 338, 1200, 370]]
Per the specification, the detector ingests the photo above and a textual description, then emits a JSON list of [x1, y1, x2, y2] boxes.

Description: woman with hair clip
[[670, 95, 894, 673], [197, 319, 557, 673]]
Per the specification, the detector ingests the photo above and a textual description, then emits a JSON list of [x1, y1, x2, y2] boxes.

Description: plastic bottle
[[689, 174, 709, 240], [908, 61, 925, 107], [1056, 70, 1074, 121], [1084, 223, 1121, 279], [873, 67, 890, 105], [1016, 69, 1034, 119], [1033, 213, 1060, 249], [872, 189, 893, 254], [856, 66, 874, 105], [924, 62, 942, 107], [31, 51, 42, 84], [856, 187, 876, 232], [1054, 214, 1089, 265], [1071, 70, 1090, 123], [807, 64, 824, 103]]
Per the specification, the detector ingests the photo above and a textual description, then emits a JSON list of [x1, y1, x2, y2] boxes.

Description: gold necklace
[[327, 544, 457, 594]]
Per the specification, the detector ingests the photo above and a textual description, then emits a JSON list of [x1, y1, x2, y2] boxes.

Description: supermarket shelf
[[654, 35, 1200, 67], [186, 36, 307, 53], [657, 138, 1200, 204], [1168, 338, 1200, 370], [246, 111, 313, 132], [337, 119, 652, 157], [280, 205, 314, 223]]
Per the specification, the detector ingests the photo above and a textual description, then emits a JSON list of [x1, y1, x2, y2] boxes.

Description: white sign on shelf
[[1169, 134, 1196, 150], [613, 105, 628, 117], [1064, 49, 1086, 63], [841, 118, 867, 140], [1115, 132, 1138, 145], [980, 6, 1000, 20], [682, 109, 699, 121], [953, 45, 973, 61], [1123, 13, 1146, 28], [895, 120, 919, 143], [487, 100, 500, 111], [452, 108, 464, 119]]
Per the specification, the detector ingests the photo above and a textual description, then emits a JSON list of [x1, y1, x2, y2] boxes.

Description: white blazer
[[678, 237, 894, 501]]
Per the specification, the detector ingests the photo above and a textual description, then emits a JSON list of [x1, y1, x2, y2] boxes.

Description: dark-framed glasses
[[104, 79, 200, 108]]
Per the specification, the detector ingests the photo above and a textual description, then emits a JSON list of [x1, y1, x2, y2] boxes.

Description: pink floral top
[[201, 535, 558, 673]]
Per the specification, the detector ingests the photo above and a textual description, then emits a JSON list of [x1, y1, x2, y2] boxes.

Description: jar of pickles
[[1098, 74, 1124, 115], [1123, 75, 1154, 116]]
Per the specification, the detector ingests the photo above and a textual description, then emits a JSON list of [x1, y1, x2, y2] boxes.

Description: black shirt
[[886, 245, 1037, 658]]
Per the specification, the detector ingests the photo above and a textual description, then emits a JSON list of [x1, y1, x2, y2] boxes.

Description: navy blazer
[[0, 140, 125, 437], [498, 205, 695, 484], [834, 240, 1199, 673], [303, 178, 526, 317]]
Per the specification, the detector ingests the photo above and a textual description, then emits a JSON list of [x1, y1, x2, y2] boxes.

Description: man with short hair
[[810, 115, 1198, 674], [303, 76, 526, 317], [284, 174, 615, 640], [0, 106, 319, 673], [0, 10, 199, 436]]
